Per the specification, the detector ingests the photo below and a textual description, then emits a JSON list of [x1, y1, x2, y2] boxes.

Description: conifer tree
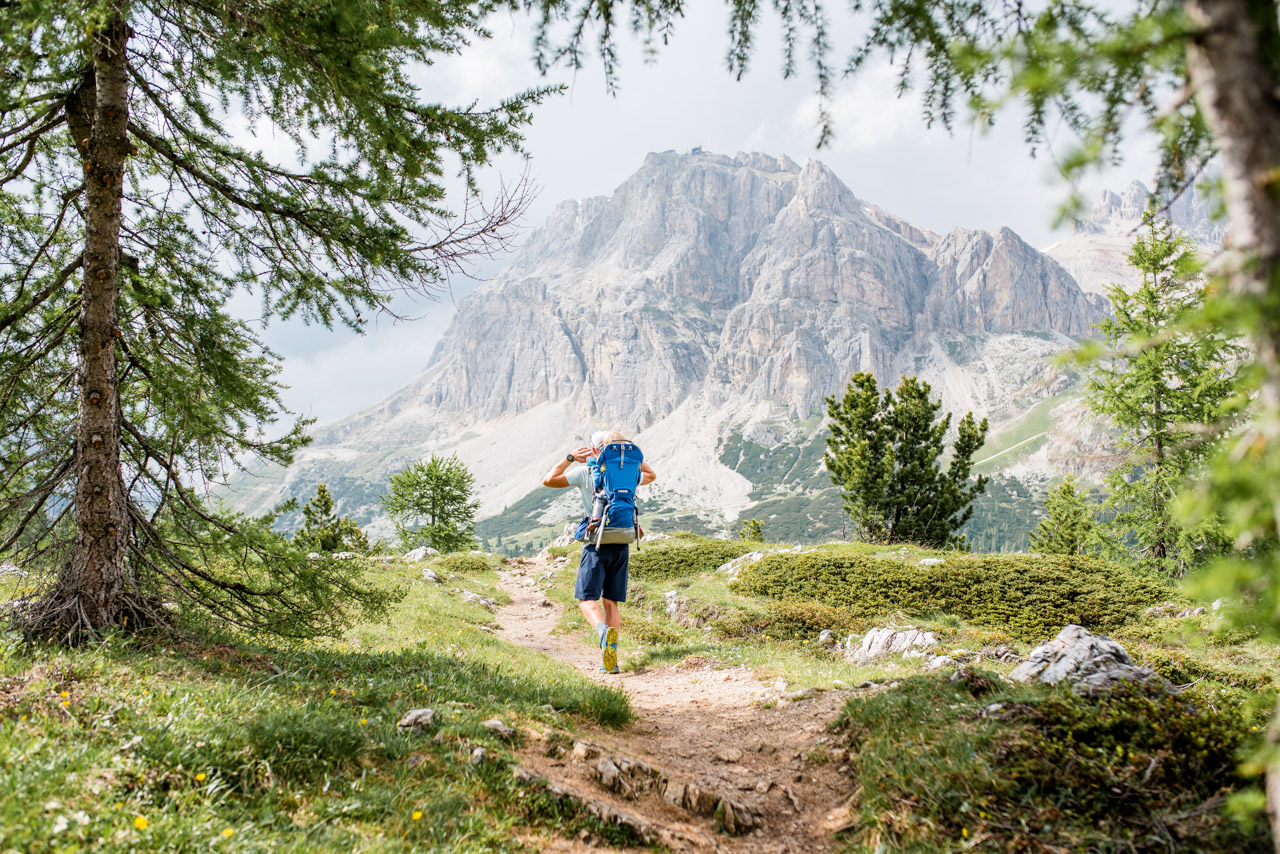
[[1028, 477, 1096, 556], [0, 0, 549, 640], [824, 373, 988, 549], [1086, 203, 1239, 575], [383, 455, 479, 554], [294, 484, 370, 555], [738, 518, 764, 542]]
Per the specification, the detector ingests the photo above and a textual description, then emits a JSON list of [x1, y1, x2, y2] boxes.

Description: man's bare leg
[[602, 599, 620, 632], [578, 598, 606, 632]]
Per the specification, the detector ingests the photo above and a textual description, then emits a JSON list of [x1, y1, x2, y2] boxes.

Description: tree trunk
[[1184, 0, 1280, 846], [43, 12, 132, 639]]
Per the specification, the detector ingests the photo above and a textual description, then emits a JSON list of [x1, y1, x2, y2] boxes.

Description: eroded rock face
[[1009, 624, 1165, 695]]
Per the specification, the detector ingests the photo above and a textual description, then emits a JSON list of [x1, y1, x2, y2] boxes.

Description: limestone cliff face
[[228, 151, 1116, 529], [377, 152, 1106, 429]]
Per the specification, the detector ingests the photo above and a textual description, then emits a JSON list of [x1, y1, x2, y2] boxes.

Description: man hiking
[[542, 430, 656, 673]]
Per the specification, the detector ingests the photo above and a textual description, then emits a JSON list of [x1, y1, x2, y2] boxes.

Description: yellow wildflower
[[962, 828, 969, 838], [221, 828, 234, 838], [134, 816, 149, 830], [360, 718, 368, 725], [412, 811, 423, 820], [196, 773, 207, 782], [60, 691, 69, 699]]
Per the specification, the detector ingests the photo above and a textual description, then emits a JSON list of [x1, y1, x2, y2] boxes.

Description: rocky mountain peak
[[228, 150, 1117, 530]]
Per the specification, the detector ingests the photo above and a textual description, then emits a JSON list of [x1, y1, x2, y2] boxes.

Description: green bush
[[838, 672, 1271, 852], [629, 539, 761, 581], [736, 552, 1170, 640], [716, 601, 867, 642], [432, 553, 497, 574]]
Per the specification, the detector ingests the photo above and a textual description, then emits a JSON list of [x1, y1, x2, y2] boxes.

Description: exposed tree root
[[15, 584, 173, 646]]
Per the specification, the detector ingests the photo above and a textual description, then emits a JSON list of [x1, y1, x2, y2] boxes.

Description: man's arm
[[542, 446, 592, 488], [639, 461, 656, 486]]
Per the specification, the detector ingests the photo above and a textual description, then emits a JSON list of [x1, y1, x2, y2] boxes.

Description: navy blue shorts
[[574, 543, 629, 602]]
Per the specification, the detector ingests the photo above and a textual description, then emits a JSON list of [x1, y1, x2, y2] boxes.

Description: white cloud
[[792, 64, 927, 152]]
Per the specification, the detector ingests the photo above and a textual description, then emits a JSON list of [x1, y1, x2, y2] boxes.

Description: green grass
[[0, 562, 633, 853]]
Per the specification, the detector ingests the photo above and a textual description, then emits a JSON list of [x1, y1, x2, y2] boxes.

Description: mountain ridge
[[223, 151, 1210, 546]]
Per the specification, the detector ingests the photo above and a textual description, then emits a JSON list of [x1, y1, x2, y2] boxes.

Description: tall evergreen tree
[[382, 454, 479, 554], [294, 484, 370, 555], [824, 373, 989, 549], [1086, 203, 1239, 576], [1029, 477, 1096, 556], [0, 0, 549, 640]]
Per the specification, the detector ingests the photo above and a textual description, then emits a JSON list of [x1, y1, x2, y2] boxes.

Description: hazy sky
[[232, 5, 1159, 430]]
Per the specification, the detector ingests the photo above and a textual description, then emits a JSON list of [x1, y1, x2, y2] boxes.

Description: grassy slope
[[0, 560, 633, 853], [4, 538, 1274, 852]]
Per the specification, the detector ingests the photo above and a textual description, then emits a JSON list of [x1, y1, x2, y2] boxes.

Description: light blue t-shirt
[[565, 464, 594, 517]]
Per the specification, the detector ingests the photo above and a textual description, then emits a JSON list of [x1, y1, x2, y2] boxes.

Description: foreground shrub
[[838, 672, 1271, 852], [629, 539, 760, 581], [737, 552, 1169, 640]]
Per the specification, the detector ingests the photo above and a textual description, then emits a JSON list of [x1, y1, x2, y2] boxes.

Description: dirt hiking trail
[[496, 556, 856, 853]]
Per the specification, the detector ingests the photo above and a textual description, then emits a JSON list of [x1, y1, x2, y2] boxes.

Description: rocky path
[[495, 557, 855, 853]]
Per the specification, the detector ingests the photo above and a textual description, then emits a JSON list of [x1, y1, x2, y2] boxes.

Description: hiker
[[542, 430, 656, 673]]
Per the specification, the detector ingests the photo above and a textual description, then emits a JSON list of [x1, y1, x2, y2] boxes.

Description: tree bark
[[1184, 0, 1280, 846], [51, 11, 132, 637]]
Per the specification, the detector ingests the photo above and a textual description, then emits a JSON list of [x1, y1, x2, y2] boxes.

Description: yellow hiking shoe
[[602, 627, 618, 673]]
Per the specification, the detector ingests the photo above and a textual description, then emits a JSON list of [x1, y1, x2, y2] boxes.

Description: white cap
[[589, 430, 609, 451]]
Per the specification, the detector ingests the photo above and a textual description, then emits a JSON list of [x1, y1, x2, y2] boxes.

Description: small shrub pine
[[629, 539, 761, 581], [432, 553, 498, 575], [736, 551, 1170, 640]]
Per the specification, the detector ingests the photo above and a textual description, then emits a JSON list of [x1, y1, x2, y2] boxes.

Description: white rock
[[917, 558, 945, 566], [307, 552, 321, 561], [817, 629, 835, 646], [717, 551, 766, 579], [403, 546, 441, 562], [850, 626, 938, 663], [0, 563, 27, 577], [925, 655, 959, 671], [397, 708, 436, 730], [421, 568, 441, 583], [331, 551, 360, 560], [664, 590, 681, 621], [470, 746, 488, 766], [461, 590, 498, 610], [1009, 624, 1164, 695]]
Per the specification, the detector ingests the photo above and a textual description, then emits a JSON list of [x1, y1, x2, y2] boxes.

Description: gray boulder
[[421, 567, 442, 583], [1009, 624, 1165, 695], [397, 708, 436, 730], [403, 546, 440, 562], [850, 626, 938, 663]]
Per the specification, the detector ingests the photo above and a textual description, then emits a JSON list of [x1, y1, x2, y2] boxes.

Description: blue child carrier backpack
[[574, 441, 644, 548]]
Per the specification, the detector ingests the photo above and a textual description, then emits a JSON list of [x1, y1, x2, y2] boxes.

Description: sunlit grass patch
[[0, 557, 632, 853]]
